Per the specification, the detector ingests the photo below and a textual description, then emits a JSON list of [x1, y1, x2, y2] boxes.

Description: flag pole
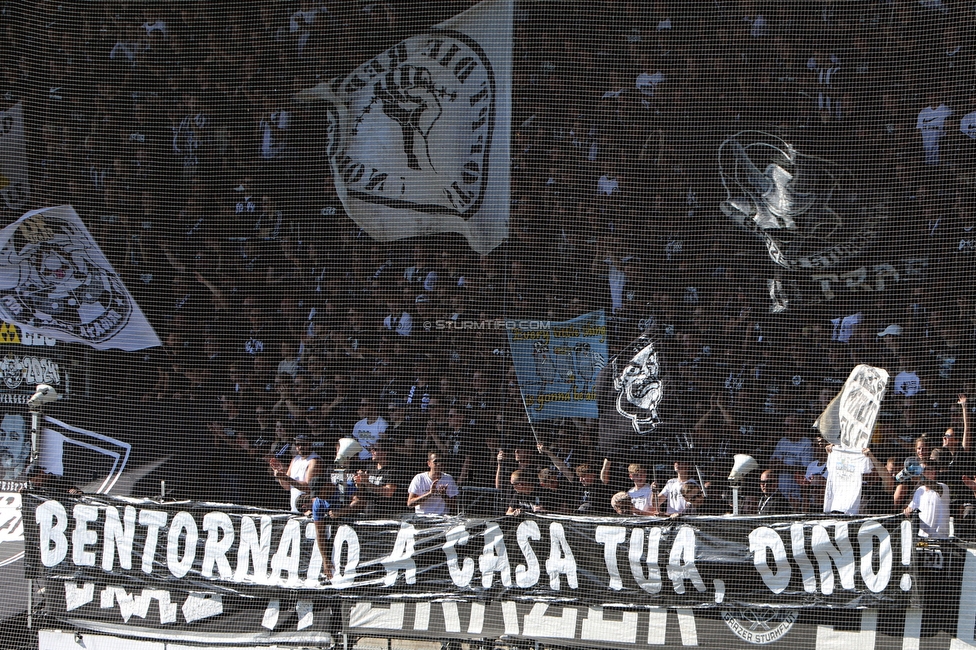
[[518, 385, 543, 448]]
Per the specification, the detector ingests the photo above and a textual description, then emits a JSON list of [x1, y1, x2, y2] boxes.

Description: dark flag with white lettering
[[296, 0, 512, 254], [718, 131, 892, 310], [0, 206, 161, 351], [27, 492, 960, 647], [24, 493, 916, 607]]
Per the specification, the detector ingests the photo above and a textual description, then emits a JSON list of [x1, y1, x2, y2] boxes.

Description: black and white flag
[[38, 415, 131, 494], [0, 205, 161, 351], [719, 131, 879, 271], [815, 364, 889, 451], [298, 0, 512, 254]]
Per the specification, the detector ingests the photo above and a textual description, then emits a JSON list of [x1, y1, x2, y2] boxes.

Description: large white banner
[[0, 205, 160, 351], [0, 102, 29, 212], [298, 0, 512, 254]]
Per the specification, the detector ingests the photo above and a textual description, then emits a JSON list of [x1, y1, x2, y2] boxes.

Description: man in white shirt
[[917, 101, 953, 165], [822, 446, 880, 515], [904, 459, 950, 539], [407, 453, 459, 515], [271, 435, 321, 513], [351, 397, 388, 460], [655, 460, 694, 515]]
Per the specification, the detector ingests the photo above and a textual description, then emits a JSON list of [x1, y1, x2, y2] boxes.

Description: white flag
[[298, 0, 512, 253], [834, 364, 889, 451], [40, 415, 131, 494], [0, 205, 161, 351], [0, 103, 29, 212]]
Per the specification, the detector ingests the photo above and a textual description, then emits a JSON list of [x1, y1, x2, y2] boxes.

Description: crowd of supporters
[[2, 1, 976, 519]]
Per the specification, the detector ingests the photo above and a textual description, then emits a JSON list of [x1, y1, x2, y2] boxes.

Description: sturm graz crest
[[722, 608, 798, 644], [330, 30, 495, 218]]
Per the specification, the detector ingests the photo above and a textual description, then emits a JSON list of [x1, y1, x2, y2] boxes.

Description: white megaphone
[[28, 384, 59, 406], [727, 454, 758, 516], [335, 438, 363, 466], [728, 454, 758, 482], [27, 384, 59, 469]]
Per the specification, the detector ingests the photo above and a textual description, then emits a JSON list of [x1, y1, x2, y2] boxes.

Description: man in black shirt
[[354, 444, 410, 519], [758, 469, 794, 515], [574, 462, 614, 515], [506, 469, 539, 516], [534, 468, 571, 514]]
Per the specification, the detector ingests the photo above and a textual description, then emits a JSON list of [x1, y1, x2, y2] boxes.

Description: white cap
[[877, 324, 903, 337]]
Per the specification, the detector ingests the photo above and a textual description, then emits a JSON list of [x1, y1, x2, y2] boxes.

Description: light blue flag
[[508, 311, 608, 421]]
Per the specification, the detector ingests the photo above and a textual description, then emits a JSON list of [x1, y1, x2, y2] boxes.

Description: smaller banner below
[[342, 600, 947, 650], [297, 0, 512, 254], [45, 581, 334, 645], [508, 310, 607, 421], [0, 102, 29, 212], [0, 206, 161, 351]]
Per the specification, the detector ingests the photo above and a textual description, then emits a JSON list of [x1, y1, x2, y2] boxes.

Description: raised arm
[[537, 443, 575, 483], [864, 448, 893, 494], [715, 397, 735, 428], [274, 456, 320, 492], [693, 398, 717, 432], [960, 394, 970, 451]]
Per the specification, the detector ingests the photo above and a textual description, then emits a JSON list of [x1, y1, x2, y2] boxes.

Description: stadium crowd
[[2, 1, 976, 522]]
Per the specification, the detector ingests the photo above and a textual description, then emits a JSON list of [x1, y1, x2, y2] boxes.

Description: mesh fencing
[[0, 1, 975, 649]]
